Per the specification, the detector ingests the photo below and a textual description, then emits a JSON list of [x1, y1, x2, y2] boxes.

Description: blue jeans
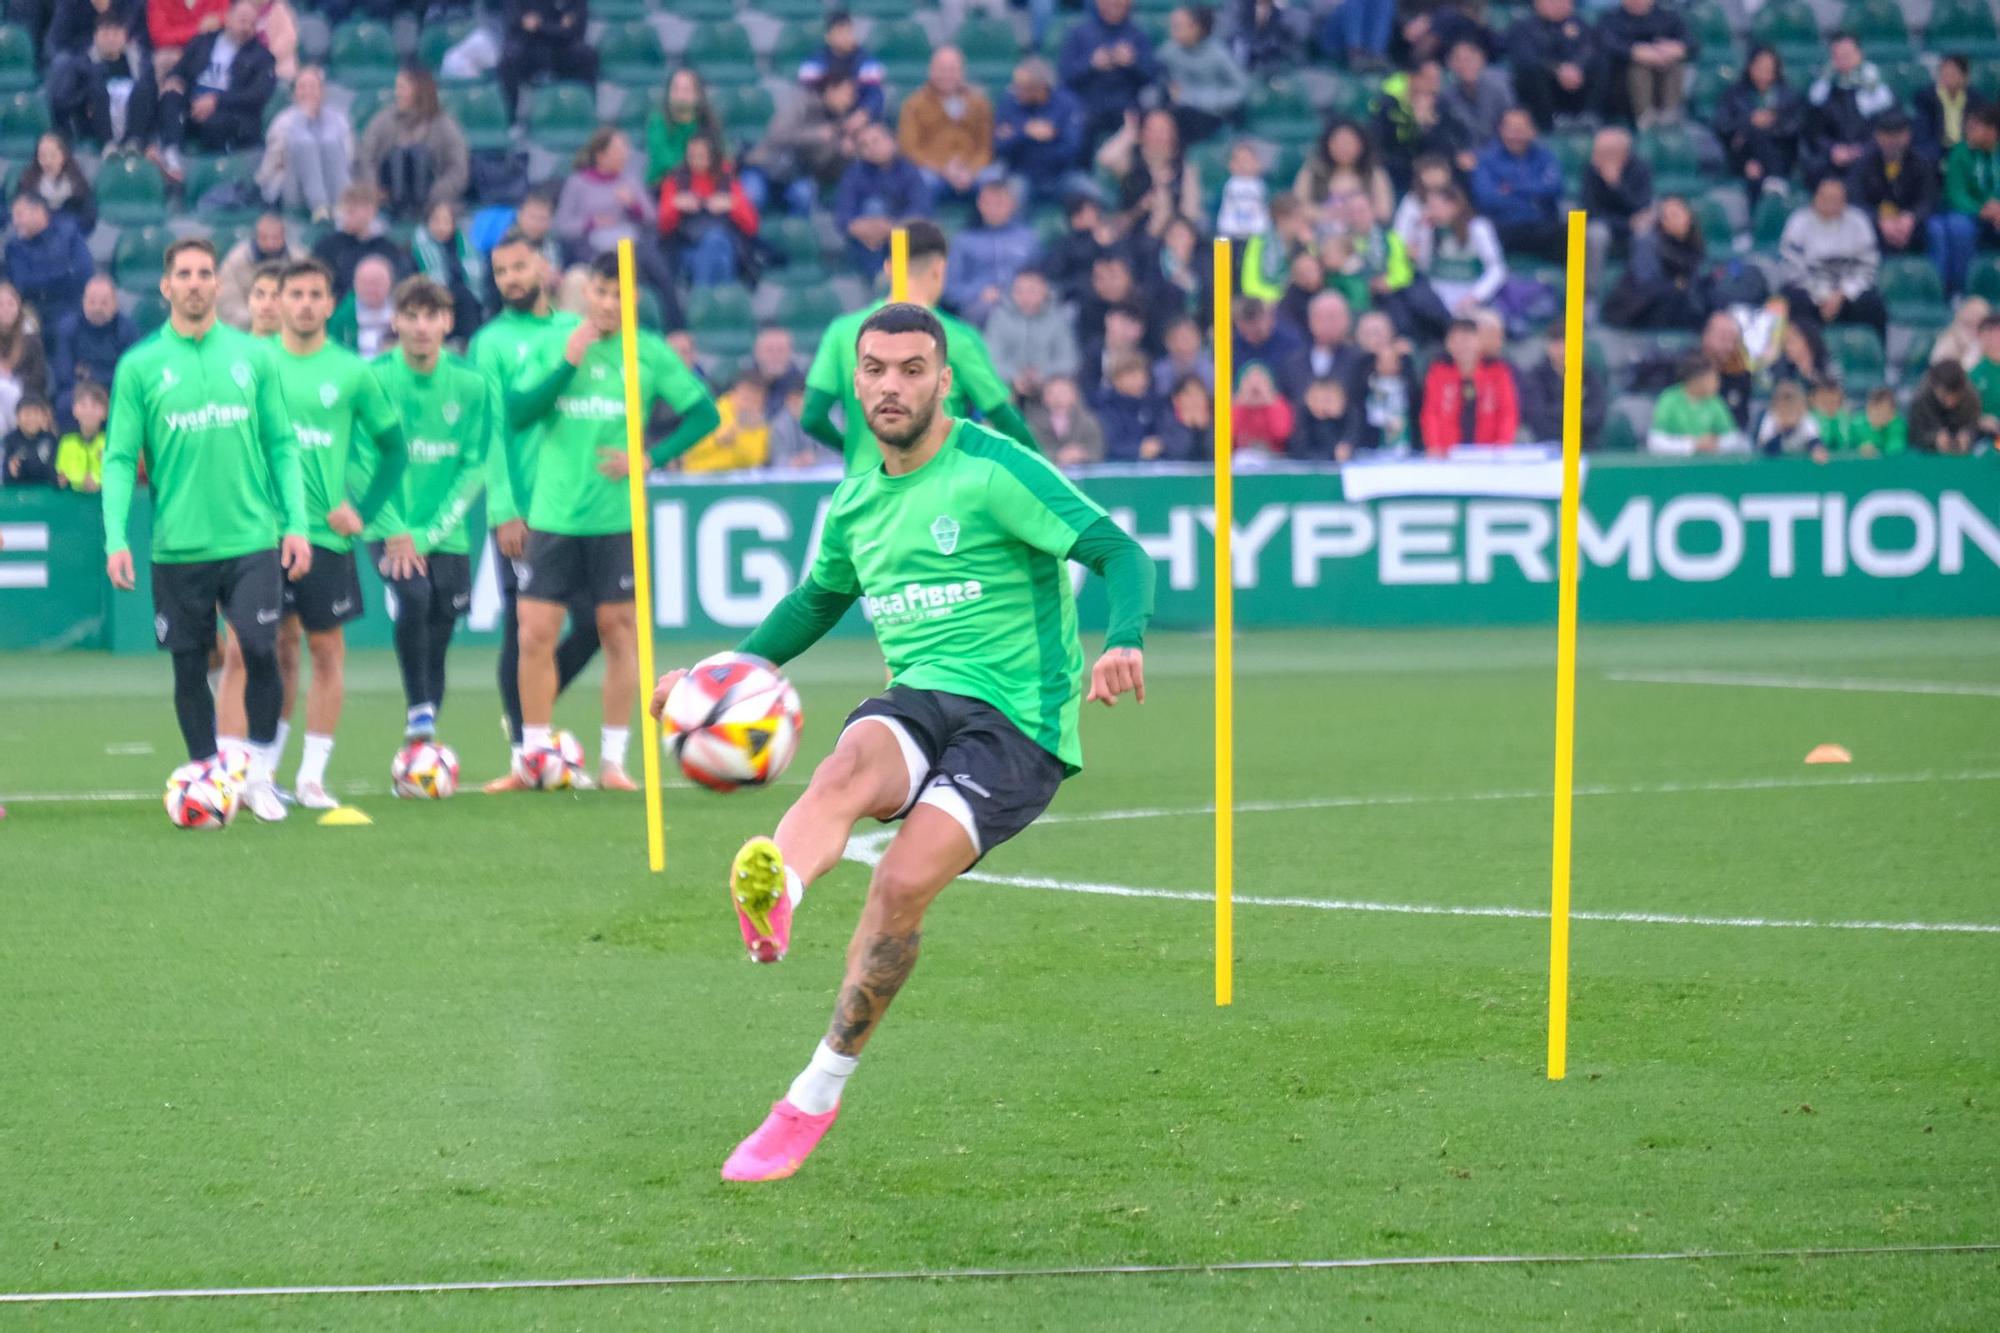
[[1931, 212, 1978, 297], [741, 167, 820, 217], [1322, 0, 1394, 61], [680, 227, 738, 286]]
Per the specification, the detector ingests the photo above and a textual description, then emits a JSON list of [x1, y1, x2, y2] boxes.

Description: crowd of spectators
[[2, 0, 2000, 489]]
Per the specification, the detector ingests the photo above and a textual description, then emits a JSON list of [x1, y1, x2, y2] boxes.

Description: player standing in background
[[102, 237, 309, 822], [468, 229, 602, 792], [245, 261, 285, 340], [365, 276, 498, 745], [650, 305, 1153, 1181], [509, 253, 718, 790], [801, 221, 1037, 473], [214, 258, 414, 807]]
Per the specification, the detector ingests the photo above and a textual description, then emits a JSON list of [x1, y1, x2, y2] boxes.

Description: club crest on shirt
[[319, 382, 338, 408], [590, 365, 608, 381], [442, 401, 462, 426], [930, 514, 960, 555], [230, 361, 251, 389], [160, 367, 178, 389]]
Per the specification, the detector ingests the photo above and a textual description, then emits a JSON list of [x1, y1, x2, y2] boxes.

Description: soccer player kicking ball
[[103, 237, 310, 822], [365, 277, 499, 744], [649, 305, 1154, 1182], [510, 253, 717, 790], [802, 221, 1038, 474], [468, 230, 600, 791], [214, 258, 413, 807]]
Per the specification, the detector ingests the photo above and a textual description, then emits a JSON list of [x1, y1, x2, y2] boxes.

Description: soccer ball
[[215, 743, 252, 788], [517, 729, 586, 790], [164, 760, 238, 829], [661, 652, 803, 792], [391, 740, 460, 799]]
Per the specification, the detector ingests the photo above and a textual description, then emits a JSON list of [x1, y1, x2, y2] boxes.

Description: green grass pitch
[[2, 621, 1996, 1329]]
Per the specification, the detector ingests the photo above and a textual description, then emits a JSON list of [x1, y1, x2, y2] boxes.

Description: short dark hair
[[1828, 29, 1857, 46], [1941, 53, 1971, 77], [1106, 302, 1146, 326], [11, 190, 47, 213], [856, 302, 948, 361], [162, 236, 217, 270], [94, 12, 127, 30], [1679, 353, 1713, 383], [588, 251, 622, 284], [279, 257, 334, 291], [1446, 318, 1480, 339], [17, 394, 51, 417], [1971, 105, 2000, 134], [250, 259, 287, 288], [74, 381, 109, 406], [490, 226, 539, 257], [902, 220, 949, 265], [391, 274, 453, 315]]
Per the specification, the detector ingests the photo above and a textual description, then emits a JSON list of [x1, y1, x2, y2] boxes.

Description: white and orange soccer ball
[[516, 729, 586, 791], [164, 760, 238, 829], [661, 652, 803, 792], [391, 740, 460, 799]]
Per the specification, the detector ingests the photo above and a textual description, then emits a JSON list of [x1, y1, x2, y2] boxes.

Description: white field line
[[1608, 670, 2000, 698], [3, 1243, 1994, 1304], [0, 777, 810, 804]]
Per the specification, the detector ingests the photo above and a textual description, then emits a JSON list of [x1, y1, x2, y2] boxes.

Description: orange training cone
[[1805, 744, 1853, 765]]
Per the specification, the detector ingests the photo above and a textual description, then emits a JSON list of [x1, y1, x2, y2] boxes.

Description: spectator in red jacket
[[657, 133, 759, 288], [1231, 361, 1295, 455], [1419, 317, 1519, 453], [148, 0, 226, 83]]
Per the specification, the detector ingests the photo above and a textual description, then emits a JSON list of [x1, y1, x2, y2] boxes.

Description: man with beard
[[648, 303, 1154, 1182]]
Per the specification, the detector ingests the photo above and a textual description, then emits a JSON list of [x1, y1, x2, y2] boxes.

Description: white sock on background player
[[600, 726, 629, 769], [785, 1040, 857, 1115], [247, 742, 276, 785], [298, 734, 334, 789], [523, 724, 552, 752]]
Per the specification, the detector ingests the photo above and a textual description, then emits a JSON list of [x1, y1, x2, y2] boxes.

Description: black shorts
[[367, 544, 473, 618], [151, 550, 282, 655], [843, 686, 1066, 861], [281, 544, 363, 633], [519, 529, 635, 608]]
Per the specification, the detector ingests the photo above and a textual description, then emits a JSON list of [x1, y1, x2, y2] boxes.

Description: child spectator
[[1755, 381, 1822, 455], [1152, 315, 1214, 396], [1290, 377, 1353, 460], [681, 374, 771, 473], [2, 396, 60, 487], [1158, 374, 1214, 460], [1232, 362, 1295, 455], [1908, 362, 1981, 454], [1349, 309, 1416, 450], [1216, 139, 1270, 241], [1646, 356, 1748, 455], [56, 383, 107, 491], [1968, 314, 2000, 420], [1846, 387, 1907, 456], [1095, 354, 1171, 461], [1404, 184, 1507, 335], [1808, 377, 1849, 449], [1420, 317, 1518, 453], [800, 12, 886, 120], [1025, 375, 1106, 466]]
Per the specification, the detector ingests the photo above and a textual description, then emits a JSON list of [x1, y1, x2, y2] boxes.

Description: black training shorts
[[282, 544, 363, 632], [151, 549, 282, 655], [843, 685, 1066, 861], [519, 530, 635, 608], [367, 542, 473, 618]]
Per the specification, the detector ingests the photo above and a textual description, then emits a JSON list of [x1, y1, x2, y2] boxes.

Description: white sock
[[600, 726, 629, 769], [523, 724, 552, 751], [785, 1040, 857, 1115], [273, 719, 291, 757], [784, 866, 805, 907], [207, 667, 222, 697], [298, 733, 334, 788], [247, 741, 276, 784], [217, 733, 246, 756], [510, 743, 523, 765]]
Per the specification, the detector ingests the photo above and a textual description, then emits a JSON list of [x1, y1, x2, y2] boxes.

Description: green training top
[[103, 320, 306, 563], [362, 350, 497, 556], [275, 339, 407, 553], [803, 419, 1110, 773], [805, 300, 1014, 474], [519, 329, 709, 536], [468, 305, 581, 528]]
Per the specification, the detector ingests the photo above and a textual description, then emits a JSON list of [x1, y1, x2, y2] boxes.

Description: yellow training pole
[[1212, 239, 1235, 1008], [1547, 212, 1588, 1079], [889, 227, 909, 302], [617, 239, 666, 875]]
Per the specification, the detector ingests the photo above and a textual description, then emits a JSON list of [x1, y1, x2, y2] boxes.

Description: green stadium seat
[[683, 21, 759, 90], [871, 20, 934, 89], [1926, 0, 2000, 61], [612, 86, 651, 137], [1748, 0, 1820, 68], [1636, 125, 1704, 198], [846, 0, 913, 17], [1260, 142, 1306, 193], [1970, 255, 2000, 304], [1879, 255, 1950, 328], [1876, 61, 1931, 106], [1751, 191, 1789, 251], [1548, 130, 1592, 180], [347, 87, 386, 134], [1686, 64, 1734, 123], [0, 90, 46, 158], [522, 83, 599, 157], [771, 22, 822, 73], [95, 153, 167, 227], [763, 214, 822, 264], [720, 86, 776, 157], [1693, 196, 1735, 258], [762, 0, 830, 20], [329, 20, 399, 94], [1825, 325, 1885, 388], [957, 17, 1023, 86], [180, 153, 264, 227], [675, 0, 740, 19], [443, 84, 512, 153], [417, 17, 475, 74], [0, 24, 37, 94], [777, 285, 845, 337], [129, 289, 170, 331], [1247, 84, 1319, 147], [1685, 4, 1734, 59], [113, 225, 172, 290], [1835, 0, 1915, 62], [593, 0, 649, 20], [599, 21, 667, 87], [688, 284, 754, 334]]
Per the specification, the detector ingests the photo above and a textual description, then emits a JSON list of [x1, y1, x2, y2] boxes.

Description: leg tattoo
[[826, 929, 922, 1056]]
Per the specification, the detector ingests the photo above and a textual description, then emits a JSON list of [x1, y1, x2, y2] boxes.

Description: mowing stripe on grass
[[1608, 671, 2000, 698], [4, 1243, 1994, 1304]]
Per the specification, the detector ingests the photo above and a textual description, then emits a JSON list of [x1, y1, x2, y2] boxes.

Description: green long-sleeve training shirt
[[361, 350, 499, 556], [468, 306, 582, 528], [274, 338, 408, 552]]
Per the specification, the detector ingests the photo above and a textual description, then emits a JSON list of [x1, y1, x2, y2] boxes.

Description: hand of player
[[565, 321, 602, 366], [326, 502, 363, 537], [495, 517, 527, 559], [379, 533, 424, 580], [596, 447, 630, 480], [1085, 647, 1145, 707], [648, 668, 688, 722], [106, 549, 135, 590], [281, 535, 313, 581]]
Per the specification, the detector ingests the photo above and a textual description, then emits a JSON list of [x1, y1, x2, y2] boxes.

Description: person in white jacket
[[1779, 174, 1886, 343], [255, 66, 352, 221]]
